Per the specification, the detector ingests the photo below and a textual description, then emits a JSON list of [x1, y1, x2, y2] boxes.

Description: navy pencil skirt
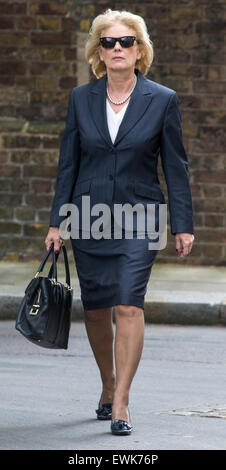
[[70, 212, 159, 311]]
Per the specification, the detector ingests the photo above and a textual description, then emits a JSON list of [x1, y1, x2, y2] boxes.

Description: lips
[[113, 57, 124, 60]]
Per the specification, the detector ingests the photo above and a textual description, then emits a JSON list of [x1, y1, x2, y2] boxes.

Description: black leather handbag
[[15, 243, 73, 349]]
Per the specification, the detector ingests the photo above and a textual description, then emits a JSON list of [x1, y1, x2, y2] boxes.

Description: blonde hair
[[85, 8, 154, 78]]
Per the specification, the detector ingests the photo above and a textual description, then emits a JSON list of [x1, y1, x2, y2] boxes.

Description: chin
[[109, 63, 128, 71]]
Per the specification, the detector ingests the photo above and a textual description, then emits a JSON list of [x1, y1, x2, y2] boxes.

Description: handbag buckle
[[29, 288, 41, 315], [29, 305, 40, 315], [65, 283, 72, 291]]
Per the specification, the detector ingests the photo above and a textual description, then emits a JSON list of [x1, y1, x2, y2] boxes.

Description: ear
[[136, 46, 142, 61], [98, 46, 103, 61]]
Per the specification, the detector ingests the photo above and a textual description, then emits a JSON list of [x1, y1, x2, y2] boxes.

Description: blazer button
[[109, 175, 113, 180]]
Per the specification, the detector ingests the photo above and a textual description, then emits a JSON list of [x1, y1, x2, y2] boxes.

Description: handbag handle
[[34, 243, 72, 290], [48, 244, 71, 289]]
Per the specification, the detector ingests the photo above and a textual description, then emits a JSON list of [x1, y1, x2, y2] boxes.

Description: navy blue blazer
[[49, 68, 194, 236]]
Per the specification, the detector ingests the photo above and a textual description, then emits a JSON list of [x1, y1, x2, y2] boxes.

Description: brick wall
[[0, 0, 225, 265]]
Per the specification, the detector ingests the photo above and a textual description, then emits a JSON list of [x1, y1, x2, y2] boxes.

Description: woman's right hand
[[45, 226, 64, 253]]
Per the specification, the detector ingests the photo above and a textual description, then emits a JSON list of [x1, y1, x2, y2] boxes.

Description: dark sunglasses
[[99, 36, 137, 49]]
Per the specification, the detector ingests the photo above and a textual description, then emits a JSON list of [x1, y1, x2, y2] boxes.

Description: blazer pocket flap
[[134, 181, 164, 202], [73, 180, 91, 198]]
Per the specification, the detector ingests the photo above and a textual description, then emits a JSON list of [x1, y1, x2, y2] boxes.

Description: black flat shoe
[[111, 409, 133, 435], [111, 419, 133, 435], [95, 402, 112, 420]]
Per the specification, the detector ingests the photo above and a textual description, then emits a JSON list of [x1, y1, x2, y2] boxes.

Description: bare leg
[[112, 305, 145, 423], [84, 307, 116, 406]]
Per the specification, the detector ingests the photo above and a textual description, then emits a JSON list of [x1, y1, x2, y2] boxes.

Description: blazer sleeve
[[160, 91, 194, 236], [49, 88, 81, 227]]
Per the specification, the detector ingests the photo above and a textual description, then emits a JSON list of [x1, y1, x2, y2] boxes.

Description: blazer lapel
[[88, 73, 112, 147], [88, 69, 153, 147]]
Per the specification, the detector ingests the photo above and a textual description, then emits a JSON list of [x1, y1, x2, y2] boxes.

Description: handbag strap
[[34, 243, 71, 289], [48, 245, 71, 288], [36, 243, 53, 273], [47, 250, 60, 277]]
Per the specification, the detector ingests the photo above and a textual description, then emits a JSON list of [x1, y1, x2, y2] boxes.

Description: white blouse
[[106, 99, 129, 144]]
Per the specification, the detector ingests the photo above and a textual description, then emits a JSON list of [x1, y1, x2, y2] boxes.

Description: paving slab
[[0, 321, 226, 450]]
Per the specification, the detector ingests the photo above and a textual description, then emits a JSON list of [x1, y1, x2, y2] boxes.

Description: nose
[[114, 40, 122, 49]]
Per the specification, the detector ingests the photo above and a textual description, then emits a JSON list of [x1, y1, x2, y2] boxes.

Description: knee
[[114, 304, 144, 319], [84, 307, 112, 322]]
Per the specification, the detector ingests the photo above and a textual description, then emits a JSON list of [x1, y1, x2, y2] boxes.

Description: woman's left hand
[[175, 233, 195, 258]]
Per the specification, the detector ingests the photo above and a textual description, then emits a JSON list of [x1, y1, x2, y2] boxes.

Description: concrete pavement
[[0, 320, 226, 450], [0, 261, 226, 324]]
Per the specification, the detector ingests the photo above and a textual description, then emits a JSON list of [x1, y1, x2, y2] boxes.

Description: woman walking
[[45, 9, 194, 435]]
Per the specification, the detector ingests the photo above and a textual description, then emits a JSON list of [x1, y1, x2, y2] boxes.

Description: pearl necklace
[[106, 74, 137, 105]]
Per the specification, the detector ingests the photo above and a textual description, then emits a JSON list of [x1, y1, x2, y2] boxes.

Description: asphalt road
[[0, 320, 226, 450]]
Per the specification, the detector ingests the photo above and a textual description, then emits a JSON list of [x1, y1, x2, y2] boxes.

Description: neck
[[106, 69, 136, 98]]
